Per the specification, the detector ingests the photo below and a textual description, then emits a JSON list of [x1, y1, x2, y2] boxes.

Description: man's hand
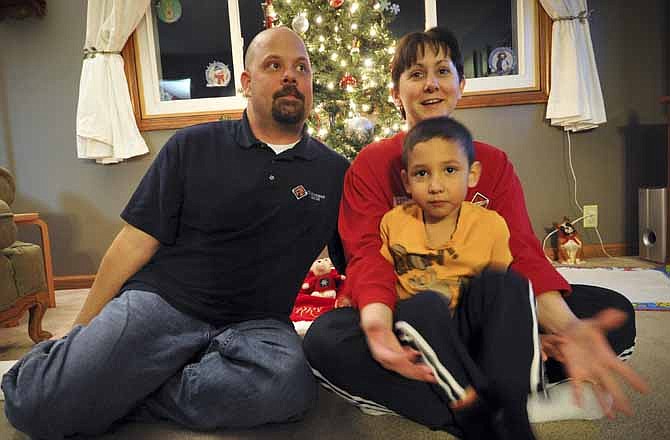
[[552, 309, 650, 418], [360, 303, 436, 382]]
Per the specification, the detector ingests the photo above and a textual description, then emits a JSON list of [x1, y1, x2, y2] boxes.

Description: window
[[390, 0, 550, 108], [123, 0, 264, 130], [122, 0, 550, 130]]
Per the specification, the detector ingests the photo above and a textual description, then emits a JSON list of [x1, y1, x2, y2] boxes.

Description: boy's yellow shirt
[[380, 201, 512, 309]]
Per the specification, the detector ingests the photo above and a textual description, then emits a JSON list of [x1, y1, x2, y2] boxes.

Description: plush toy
[[554, 217, 584, 265], [291, 257, 346, 336], [300, 257, 346, 298]]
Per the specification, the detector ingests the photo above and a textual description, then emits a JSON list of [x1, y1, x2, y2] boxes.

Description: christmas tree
[[267, 0, 404, 159]]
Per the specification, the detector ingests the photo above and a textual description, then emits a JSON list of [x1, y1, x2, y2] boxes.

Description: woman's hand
[[537, 292, 649, 417], [539, 333, 567, 362], [360, 303, 436, 382], [335, 295, 352, 308], [549, 309, 650, 417]]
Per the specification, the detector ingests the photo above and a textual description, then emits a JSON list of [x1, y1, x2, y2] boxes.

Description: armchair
[[0, 166, 53, 343]]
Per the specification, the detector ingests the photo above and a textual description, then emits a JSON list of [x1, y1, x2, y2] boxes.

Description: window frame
[[122, 0, 551, 131], [444, 0, 552, 108]]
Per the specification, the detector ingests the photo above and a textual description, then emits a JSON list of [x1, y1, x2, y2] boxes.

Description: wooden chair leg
[[28, 301, 52, 343]]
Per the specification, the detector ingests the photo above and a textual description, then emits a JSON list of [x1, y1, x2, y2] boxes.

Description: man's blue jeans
[[2, 290, 317, 439]]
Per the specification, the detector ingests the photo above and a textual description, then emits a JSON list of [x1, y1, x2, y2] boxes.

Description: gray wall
[[0, 0, 667, 277]]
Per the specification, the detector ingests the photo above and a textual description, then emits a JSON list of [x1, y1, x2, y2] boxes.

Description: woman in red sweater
[[304, 27, 648, 438]]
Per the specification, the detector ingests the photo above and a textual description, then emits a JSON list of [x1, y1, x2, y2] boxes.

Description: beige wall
[[0, 0, 668, 276]]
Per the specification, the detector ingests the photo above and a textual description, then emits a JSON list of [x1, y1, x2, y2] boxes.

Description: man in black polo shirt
[[3, 27, 349, 438]]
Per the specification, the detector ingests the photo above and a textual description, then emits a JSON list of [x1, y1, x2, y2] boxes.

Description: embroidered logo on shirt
[[292, 185, 308, 200], [292, 185, 325, 202], [471, 192, 490, 208]]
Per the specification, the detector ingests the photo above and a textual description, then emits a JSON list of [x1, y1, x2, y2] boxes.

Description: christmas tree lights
[[270, 0, 404, 159]]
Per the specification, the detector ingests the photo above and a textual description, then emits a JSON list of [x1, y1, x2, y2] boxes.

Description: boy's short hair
[[402, 117, 474, 168]]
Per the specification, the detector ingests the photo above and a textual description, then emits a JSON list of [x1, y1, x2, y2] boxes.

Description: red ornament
[[329, 0, 345, 9], [339, 73, 357, 89], [262, 1, 276, 28]]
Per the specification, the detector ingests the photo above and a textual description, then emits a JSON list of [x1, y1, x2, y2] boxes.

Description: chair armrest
[[14, 213, 40, 223], [13, 212, 56, 307]]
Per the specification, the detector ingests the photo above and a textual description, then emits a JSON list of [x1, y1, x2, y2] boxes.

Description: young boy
[[379, 116, 538, 439], [381, 117, 512, 310]]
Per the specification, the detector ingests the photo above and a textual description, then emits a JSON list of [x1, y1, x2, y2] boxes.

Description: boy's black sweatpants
[[304, 269, 541, 439]]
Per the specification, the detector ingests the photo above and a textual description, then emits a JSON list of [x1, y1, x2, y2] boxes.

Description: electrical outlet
[[583, 205, 598, 228]]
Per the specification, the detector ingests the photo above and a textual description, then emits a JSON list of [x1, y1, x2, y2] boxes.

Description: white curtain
[[76, 0, 151, 164], [539, 0, 606, 132]]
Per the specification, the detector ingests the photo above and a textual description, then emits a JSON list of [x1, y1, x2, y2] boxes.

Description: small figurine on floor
[[300, 257, 346, 298], [554, 217, 584, 265], [291, 257, 346, 336]]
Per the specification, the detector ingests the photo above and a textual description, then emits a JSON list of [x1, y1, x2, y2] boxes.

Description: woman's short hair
[[391, 27, 465, 90]]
